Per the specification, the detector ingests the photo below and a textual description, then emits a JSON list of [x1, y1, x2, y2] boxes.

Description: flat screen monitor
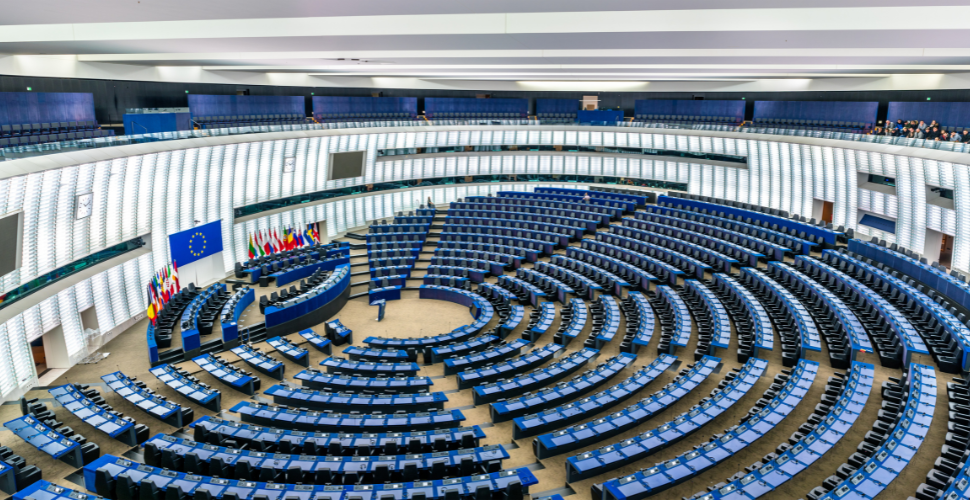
[[329, 151, 366, 181], [0, 211, 23, 277]]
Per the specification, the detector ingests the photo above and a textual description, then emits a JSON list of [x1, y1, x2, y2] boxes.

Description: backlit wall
[[0, 125, 965, 401]]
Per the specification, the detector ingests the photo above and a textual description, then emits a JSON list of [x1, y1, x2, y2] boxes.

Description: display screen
[[330, 151, 366, 180], [0, 212, 23, 277]]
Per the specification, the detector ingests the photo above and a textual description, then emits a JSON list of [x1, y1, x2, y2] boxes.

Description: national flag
[[146, 285, 157, 325], [149, 284, 160, 315], [260, 230, 271, 255], [170, 262, 180, 292], [257, 231, 266, 256], [286, 227, 296, 249], [272, 228, 283, 253], [162, 269, 172, 301], [296, 227, 305, 247], [248, 234, 257, 259], [305, 224, 314, 244], [155, 272, 167, 303]]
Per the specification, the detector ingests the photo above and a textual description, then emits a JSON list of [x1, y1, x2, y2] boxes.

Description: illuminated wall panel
[[0, 126, 968, 401]]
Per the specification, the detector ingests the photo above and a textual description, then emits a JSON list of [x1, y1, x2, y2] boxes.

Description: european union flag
[[169, 220, 224, 266]]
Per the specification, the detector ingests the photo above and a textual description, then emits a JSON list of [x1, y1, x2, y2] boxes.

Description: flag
[[296, 227, 305, 247], [162, 269, 172, 302], [286, 227, 296, 249], [260, 230, 271, 255], [170, 262, 180, 292], [152, 282, 162, 311], [305, 224, 314, 244], [273, 228, 282, 253], [146, 285, 156, 325], [154, 272, 167, 303], [313, 222, 321, 243], [248, 234, 256, 259]]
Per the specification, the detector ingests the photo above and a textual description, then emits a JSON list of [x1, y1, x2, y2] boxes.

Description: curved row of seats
[[48, 384, 149, 447], [553, 298, 588, 346], [295, 368, 433, 393], [584, 296, 621, 349], [494, 191, 631, 214], [516, 268, 575, 304], [523, 302, 556, 341], [444, 216, 583, 240], [550, 254, 629, 297], [438, 239, 541, 263], [142, 433, 508, 484], [262, 385, 448, 412], [709, 273, 774, 361], [497, 274, 547, 307], [821, 249, 967, 373], [101, 371, 194, 428], [149, 364, 222, 411], [440, 227, 560, 254], [624, 215, 764, 266], [804, 364, 935, 500], [473, 348, 598, 405], [535, 260, 603, 300], [10, 400, 101, 467], [793, 254, 928, 368], [490, 353, 635, 423], [452, 201, 604, 228], [447, 209, 593, 234], [464, 195, 618, 222], [533, 356, 721, 459], [565, 247, 657, 292], [612, 224, 736, 274], [619, 292, 655, 354], [259, 268, 333, 309], [663, 192, 846, 244], [682, 280, 731, 357], [641, 206, 808, 258], [436, 247, 523, 269], [653, 286, 692, 355], [343, 345, 415, 363], [762, 262, 866, 368], [231, 343, 286, 379], [513, 354, 676, 440], [445, 339, 531, 375], [229, 401, 467, 432], [598, 232, 709, 280], [457, 343, 564, 390], [914, 375, 970, 500], [320, 357, 421, 377], [192, 354, 261, 395], [430, 334, 500, 363], [685, 362, 874, 500], [737, 268, 822, 366], [569, 357, 768, 482], [581, 239, 681, 285], [86, 455, 537, 500], [191, 416, 485, 455]]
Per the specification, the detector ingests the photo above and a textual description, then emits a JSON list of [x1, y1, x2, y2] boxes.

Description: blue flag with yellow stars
[[169, 220, 224, 266]]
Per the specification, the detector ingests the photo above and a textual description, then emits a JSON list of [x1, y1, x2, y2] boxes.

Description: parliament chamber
[[4, 5, 970, 500]]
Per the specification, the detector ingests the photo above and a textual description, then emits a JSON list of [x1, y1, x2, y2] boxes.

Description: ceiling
[[2, 1, 970, 91]]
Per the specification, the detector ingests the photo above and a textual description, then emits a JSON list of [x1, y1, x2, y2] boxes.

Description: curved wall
[[0, 125, 966, 401]]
